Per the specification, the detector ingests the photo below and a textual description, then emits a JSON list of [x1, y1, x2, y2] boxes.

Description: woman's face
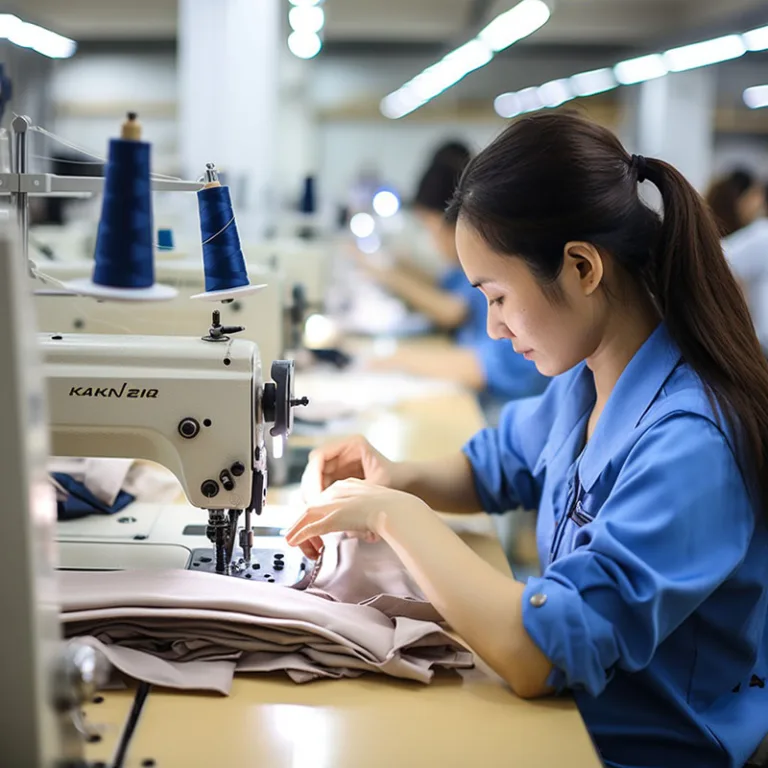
[[737, 184, 766, 228], [415, 208, 458, 264], [455, 218, 609, 377]]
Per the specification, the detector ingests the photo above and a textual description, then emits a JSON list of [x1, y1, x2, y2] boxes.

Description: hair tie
[[631, 154, 647, 184]]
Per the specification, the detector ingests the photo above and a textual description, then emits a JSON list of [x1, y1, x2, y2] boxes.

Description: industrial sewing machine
[[44, 311, 309, 582]]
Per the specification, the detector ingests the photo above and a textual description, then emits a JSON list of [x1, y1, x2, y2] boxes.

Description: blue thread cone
[[299, 175, 316, 214], [92, 138, 155, 289], [157, 228, 174, 250], [197, 185, 249, 292]]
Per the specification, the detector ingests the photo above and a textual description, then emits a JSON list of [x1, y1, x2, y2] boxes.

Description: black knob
[[219, 470, 235, 492], [178, 418, 200, 439], [231, 461, 245, 477], [201, 480, 219, 498]]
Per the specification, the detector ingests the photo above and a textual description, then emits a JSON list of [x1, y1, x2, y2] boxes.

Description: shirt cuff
[[521, 573, 620, 697]]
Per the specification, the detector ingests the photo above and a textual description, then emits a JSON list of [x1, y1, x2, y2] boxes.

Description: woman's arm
[[369, 264, 468, 330], [369, 346, 485, 391], [395, 452, 484, 513], [287, 482, 553, 698], [381, 500, 553, 697]]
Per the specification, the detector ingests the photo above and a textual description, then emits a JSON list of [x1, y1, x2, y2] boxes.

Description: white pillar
[[633, 68, 716, 192], [276, 49, 319, 212], [178, 0, 280, 238]]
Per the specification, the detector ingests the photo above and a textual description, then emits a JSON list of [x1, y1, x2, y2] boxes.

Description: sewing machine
[[44, 312, 309, 582]]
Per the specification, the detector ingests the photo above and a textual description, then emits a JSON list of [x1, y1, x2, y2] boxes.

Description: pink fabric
[[59, 536, 472, 693]]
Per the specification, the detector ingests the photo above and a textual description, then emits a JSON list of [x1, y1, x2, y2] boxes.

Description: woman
[[363, 141, 548, 406], [706, 169, 765, 238], [287, 112, 768, 767], [706, 170, 768, 349]]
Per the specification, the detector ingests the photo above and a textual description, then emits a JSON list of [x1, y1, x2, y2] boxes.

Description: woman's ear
[[562, 241, 604, 297]]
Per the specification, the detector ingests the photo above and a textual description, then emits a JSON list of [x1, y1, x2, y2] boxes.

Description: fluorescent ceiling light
[[614, 53, 667, 85], [537, 78, 572, 108], [381, 0, 551, 119], [744, 85, 768, 109], [664, 34, 745, 72], [569, 67, 617, 96], [494, 92, 521, 118], [288, 0, 322, 5], [494, 23, 768, 120], [743, 24, 768, 51], [287, 31, 322, 59], [478, 0, 551, 53], [0, 13, 76, 58], [288, 6, 324, 34]]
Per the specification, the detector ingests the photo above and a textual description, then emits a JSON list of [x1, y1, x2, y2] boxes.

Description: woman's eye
[[489, 296, 505, 307]]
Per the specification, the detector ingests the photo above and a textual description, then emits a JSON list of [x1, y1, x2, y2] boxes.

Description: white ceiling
[[13, 0, 768, 46]]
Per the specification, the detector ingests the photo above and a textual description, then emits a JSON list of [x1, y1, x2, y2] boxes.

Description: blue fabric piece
[[439, 267, 548, 401], [53, 472, 136, 521], [463, 324, 768, 768]]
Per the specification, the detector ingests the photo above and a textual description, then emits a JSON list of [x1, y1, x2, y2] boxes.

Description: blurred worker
[[707, 169, 768, 347], [290, 112, 768, 768], [361, 140, 549, 410]]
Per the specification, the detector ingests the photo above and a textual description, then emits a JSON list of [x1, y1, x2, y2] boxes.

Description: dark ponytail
[[447, 111, 768, 519]]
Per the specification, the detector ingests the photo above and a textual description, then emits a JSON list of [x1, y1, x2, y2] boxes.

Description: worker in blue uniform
[[362, 141, 548, 411], [288, 111, 768, 768]]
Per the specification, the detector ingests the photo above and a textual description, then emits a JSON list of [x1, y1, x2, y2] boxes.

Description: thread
[[92, 113, 155, 289], [197, 183, 249, 292]]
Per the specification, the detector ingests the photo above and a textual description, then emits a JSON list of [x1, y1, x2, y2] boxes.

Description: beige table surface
[[82, 339, 600, 768]]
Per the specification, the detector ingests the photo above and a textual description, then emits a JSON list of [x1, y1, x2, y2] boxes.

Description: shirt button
[[529, 593, 548, 608]]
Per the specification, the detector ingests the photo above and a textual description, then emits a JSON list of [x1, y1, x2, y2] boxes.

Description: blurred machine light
[[664, 35, 745, 72], [0, 13, 76, 58], [381, 0, 551, 118], [569, 67, 617, 96], [356, 234, 382, 254], [350, 213, 375, 239], [373, 191, 400, 218], [288, 0, 322, 5], [744, 85, 768, 109], [288, 6, 324, 34], [614, 53, 668, 85], [287, 30, 322, 59]]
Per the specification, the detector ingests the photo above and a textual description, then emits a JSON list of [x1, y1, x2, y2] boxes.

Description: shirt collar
[[579, 322, 683, 491]]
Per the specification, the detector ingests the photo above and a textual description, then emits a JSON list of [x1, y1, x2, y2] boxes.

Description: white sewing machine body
[[33, 259, 285, 372], [43, 333, 262, 511], [43, 330, 308, 583]]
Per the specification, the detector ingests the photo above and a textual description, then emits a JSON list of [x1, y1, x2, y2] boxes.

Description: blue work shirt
[[463, 323, 768, 768], [440, 267, 548, 401]]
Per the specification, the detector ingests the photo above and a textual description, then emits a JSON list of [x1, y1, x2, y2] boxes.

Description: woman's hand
[[300, 435, 399, 503], [286, 478, 429, 559]]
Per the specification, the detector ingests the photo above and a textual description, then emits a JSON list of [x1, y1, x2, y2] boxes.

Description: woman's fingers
[[297, 535, 324, 560], [285, 502, 343, 545]]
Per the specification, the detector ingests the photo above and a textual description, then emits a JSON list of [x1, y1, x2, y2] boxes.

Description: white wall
[[49, 51, 178, 174], [318, 120, 505, 208]]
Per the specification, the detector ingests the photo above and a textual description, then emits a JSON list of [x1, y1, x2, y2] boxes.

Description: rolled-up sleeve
[[521, 414, 756, 697]]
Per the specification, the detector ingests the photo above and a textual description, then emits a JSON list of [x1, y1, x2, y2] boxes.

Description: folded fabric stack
[[59, 536, 473, 693]]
